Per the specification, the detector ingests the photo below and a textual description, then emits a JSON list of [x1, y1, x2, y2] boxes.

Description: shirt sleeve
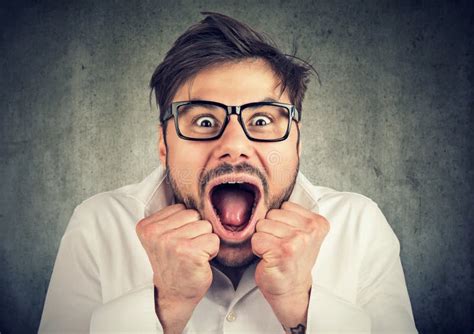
[[38, 207, 103, 333], [89, 283, 163, 333], [306, 285, 372, 333], [306, 200, 417, 333], [38, 206, 166, 334], [355, 202, 418, 333]]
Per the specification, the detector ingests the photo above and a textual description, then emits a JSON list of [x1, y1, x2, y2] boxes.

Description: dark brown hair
[[150, 12, 315, 126]]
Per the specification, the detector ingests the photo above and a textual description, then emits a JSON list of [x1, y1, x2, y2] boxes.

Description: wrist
[[263, 287, 310, 331], [154, 286, 199, 334]]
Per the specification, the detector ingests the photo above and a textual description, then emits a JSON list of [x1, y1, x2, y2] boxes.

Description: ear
[[157, 124, 167, 168]]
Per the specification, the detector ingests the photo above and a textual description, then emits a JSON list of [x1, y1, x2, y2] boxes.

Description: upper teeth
[[225, 181, 242, 184]]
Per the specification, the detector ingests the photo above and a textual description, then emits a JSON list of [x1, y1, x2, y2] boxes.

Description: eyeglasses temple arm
[[292, 107, 301, 122]]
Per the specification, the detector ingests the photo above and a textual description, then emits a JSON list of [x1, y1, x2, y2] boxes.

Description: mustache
[[199, 162, 269, 199]]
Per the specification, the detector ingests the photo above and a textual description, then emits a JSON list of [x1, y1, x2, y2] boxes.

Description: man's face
[[159, 59, 301, 268]]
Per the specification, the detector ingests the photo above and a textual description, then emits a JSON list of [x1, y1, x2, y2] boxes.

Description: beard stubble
[[165, 160, 300, 268]]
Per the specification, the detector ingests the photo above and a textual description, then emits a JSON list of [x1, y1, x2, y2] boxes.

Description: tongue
[[211, 185, 254, 230]]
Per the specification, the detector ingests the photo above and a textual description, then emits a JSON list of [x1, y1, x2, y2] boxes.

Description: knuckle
[[282, 241, 296, 257], [301, 232, 312, 246], [281, 201, 291, 210], [307, 214, 324, 230], [266, 209, 277, 219], [185, 209, 201, 221], [210, 233, 220, 247], [251, 233, 257, 244], [293, 231, 307, 247], [135, 225, 143, 237], [255, 219, 266, 230], [140, 224, 155, 241], [322, 222, 330, 236], [251, 233, 261, 246], [174, 203, 186, 210], [251, 236, 261, 254], [196, 220, 212, 233], [293, 230, 304, 240], [318, 217, 330, 235], [304, 217, 314, 228], [174, 240, 190, 257], [203, 220, 214, 232], [135, 218, 147, 233], [159, 231, 176, 247]]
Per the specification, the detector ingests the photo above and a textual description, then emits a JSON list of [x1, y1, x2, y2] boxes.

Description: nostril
[[218, 152, 249, 163]]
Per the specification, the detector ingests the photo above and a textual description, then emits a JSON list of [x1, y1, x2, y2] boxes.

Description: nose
[[212, 115, 253, 164]]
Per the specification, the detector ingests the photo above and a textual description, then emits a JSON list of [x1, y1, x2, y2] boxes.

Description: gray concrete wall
[[1, 0, 472, 333]]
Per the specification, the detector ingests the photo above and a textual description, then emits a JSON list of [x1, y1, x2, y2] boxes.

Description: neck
[[211, 258, 257, 290]]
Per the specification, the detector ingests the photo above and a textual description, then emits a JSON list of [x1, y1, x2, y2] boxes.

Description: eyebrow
[[260, 97, 279, 103], [186, 96, 281, 104]]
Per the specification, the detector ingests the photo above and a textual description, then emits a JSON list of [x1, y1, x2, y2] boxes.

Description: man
[[39, 12, 417, 334]]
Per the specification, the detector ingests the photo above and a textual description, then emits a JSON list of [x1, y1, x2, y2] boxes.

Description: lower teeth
[[222, 224, 246, 232]]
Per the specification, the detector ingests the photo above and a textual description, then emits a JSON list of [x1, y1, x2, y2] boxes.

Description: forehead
[[172, 58, 290, 105]]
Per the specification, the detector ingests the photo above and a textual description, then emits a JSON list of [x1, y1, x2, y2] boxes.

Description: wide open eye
[[177, 103, 225, 138], [195, 116, 218, 128], [242, 105, 289, 140], [249, 114, 272, 127]]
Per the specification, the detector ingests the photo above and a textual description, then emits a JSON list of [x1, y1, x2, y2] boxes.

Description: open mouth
[[209, 181, 261, 233]]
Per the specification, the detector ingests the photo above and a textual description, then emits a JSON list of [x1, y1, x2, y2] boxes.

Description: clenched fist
[[136, 204, 219, 334], [251, 201, 330, 332]]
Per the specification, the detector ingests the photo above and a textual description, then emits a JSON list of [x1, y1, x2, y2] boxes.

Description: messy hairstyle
[[150, 12, 315, 128]]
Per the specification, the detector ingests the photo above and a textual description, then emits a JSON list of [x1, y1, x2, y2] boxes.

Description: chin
[[215, 239, 257, 268]]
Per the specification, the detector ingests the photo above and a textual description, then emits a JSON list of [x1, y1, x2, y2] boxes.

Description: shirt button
[[226, 310, 237, 322]]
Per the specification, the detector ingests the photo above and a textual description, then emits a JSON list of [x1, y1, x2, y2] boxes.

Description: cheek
[[263, 144, 299, 190], [266, 123, 299, 173], [167, 143, 209, 192]]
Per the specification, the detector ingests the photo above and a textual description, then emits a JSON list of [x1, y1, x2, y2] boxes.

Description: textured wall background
[[1, 0, 472, 333]]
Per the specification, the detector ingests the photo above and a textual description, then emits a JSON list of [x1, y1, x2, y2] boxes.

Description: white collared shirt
[[39, 166, 417, 333]]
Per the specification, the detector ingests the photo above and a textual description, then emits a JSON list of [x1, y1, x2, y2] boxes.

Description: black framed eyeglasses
[[162, 100, 301, 142]]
